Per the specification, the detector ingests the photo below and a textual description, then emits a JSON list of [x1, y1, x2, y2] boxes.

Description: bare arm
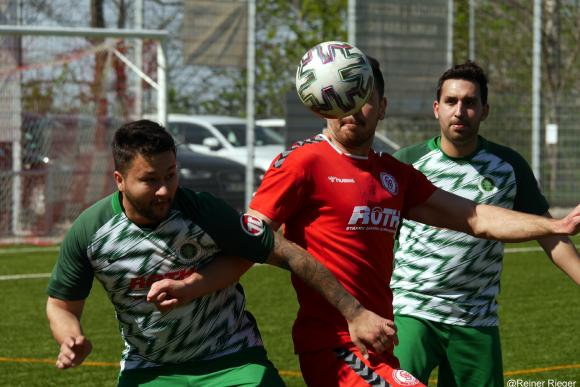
[[247, 209, 397, 358], [537, 213, 580, 285], [147, 256, 254, 311], [408, 189, 580, 242], [46, 297, 92, 369]]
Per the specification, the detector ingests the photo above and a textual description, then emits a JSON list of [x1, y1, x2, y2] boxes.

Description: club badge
[[241, 214, 265, 236], [380, 172, 399, 195], [392, 369, 420, 386]]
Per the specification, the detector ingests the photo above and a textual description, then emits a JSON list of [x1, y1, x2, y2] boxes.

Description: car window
[[213, 124, 283, 147], [169, 122, 215, 145]]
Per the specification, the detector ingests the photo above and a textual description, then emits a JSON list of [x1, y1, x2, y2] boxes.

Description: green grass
[[0, 240, 578, 386]]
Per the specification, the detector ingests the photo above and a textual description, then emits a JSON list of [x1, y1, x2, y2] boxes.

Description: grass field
[[0, 239, 578, 386]]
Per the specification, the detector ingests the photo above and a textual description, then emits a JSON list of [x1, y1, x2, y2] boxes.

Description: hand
[[56, 336, 92, 369], [146, 278, 195, 312], [347, 308, 398, 359], [559, 204, 580, 235]]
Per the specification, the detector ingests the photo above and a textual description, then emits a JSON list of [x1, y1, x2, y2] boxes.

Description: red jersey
[[250, 134, 437, 354]]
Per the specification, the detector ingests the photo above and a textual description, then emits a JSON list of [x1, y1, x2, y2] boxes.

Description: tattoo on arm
[[269, 233, 363, 321]]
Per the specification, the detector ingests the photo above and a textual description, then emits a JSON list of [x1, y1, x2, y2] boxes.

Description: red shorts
[[299, 346, 425, 387]]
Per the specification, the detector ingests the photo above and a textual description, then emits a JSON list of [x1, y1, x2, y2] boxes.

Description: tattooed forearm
[[267, 233, 364, 321]]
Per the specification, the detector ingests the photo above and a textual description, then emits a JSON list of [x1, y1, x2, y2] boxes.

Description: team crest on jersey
[[178, 242, 199, 261], [240, 214, 265, 236], [478, 176, 498, 194], [380, 172, 399, 195], [392, 369, 420, 386]]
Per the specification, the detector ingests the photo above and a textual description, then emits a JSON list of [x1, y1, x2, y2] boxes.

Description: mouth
[[341, 119, 365, 129], [451, 122, 467, 130]]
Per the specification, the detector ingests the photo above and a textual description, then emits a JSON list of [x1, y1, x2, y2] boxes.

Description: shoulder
[[61, 192, 120, 254], [481, 137, 532, 172], [69, 193, 120, 236], [272, 134, 327, 169], [393, 138, 434, 164]]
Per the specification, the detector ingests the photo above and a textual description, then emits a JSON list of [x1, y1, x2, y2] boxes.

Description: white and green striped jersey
[[47, 188, 274, 371], [392, 136, 548, 326]]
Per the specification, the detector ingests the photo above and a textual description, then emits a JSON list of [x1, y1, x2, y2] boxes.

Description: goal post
[[0, 25, 168, 241]]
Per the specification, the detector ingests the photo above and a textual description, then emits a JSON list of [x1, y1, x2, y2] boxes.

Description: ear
[[114, 171, 125, 192], [433, 100, 440, 119], [378, 96, 387, 120], [481, 103, 490, 121]]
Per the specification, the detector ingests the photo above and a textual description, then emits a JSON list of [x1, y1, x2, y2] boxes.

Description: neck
[[323, 130, 371, 157], [440, 136, 478, 158]]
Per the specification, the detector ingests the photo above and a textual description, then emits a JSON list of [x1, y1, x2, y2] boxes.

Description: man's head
[[112, 120, 178, 227], [325, 55, 387, 155], [434, 61, 490, 156], [436, 60, 488, 105]]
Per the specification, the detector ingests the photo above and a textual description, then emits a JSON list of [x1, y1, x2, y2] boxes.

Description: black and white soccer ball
[[295, 41, 374, 119]]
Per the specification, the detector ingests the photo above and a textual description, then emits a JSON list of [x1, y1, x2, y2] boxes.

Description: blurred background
[[0, 0, 578, 243]]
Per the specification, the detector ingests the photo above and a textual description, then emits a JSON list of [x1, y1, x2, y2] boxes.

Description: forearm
[[266, 233, 364, 322], [538, 236, 580, 285], [46, 297, 84, 344], [470, 204, 566, 242], [184, 256, 254, 298], [410, 190, 579, 242]]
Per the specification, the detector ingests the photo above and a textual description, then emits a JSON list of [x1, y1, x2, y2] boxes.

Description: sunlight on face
[[115, 151, 178, 227]]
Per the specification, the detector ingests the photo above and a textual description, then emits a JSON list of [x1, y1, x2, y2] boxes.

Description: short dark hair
[[367, 56, 385, 98], [436, 60, 488, 104], [112, 119, 176, 174]]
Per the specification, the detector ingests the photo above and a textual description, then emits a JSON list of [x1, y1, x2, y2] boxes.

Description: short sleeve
[[250, 153, 311, 225], [46, 221, 94, 301], [178, 189, 275, 263], [486, 142, 549, 215]]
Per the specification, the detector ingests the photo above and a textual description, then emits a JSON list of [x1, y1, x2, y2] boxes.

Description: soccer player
[[245, 57, 580, 387], [391, 61, 580, 386], [46, 120, 398, 386]]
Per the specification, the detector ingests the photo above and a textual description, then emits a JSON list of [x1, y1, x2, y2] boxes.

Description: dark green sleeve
[[177, 188, 274, 263], [393, 140, 432, 165], [46, 218, 95, 301], [487, 142, 549, 215]]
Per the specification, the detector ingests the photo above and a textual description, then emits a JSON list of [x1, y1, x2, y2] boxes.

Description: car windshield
[[214, 124, 284, 147]]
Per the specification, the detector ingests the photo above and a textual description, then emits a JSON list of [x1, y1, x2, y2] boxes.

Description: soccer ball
[[295, 41, 374, 119]]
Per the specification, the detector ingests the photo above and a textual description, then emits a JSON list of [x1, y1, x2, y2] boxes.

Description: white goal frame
[[0, 25, 168, 238]]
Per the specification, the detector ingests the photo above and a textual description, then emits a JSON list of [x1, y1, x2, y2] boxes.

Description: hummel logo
[[328, 176, 355, 183]]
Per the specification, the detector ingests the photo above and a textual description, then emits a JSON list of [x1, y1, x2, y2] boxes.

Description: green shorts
[[394, 314, 503, 387], [117, 347, 285, 387]]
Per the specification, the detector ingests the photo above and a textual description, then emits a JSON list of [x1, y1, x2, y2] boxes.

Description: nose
[[454, 101, 466, 117], [156, 184, 169, 197]]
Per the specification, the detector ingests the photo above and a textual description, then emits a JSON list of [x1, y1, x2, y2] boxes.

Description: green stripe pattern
[[392, 144, 517, 326], [87, 209, 262, 371]]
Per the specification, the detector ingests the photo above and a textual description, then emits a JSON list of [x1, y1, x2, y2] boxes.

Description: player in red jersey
[[148, 56, 580, 386], [248, 57, 429, 386]]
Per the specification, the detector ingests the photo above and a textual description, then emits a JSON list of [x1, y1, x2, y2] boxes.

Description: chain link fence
[[0, 0, 577, 241]]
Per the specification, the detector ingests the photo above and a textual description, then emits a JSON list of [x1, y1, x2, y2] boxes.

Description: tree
[[168, 0, 347, 117]]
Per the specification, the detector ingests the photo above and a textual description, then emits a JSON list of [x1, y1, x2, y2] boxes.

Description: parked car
[[161, 114, 285, 173], [256, 118, 286, 135], [254, 117, 400, 155], [176, 146, 260, 212]]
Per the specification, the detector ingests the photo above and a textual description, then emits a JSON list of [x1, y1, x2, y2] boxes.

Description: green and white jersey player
[[46, 120, 399, 386], [391, 61, 580, 387]]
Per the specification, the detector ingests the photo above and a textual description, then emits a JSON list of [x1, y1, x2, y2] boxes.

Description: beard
[[123, 190, 173, 226]]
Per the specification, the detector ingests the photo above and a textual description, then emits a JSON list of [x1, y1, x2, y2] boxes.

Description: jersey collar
[[430, 135, 485, 161], [321, 133, 369, 160]]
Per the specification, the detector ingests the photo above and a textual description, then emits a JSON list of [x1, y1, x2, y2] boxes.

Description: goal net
[[0, 28, 166, 242]]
